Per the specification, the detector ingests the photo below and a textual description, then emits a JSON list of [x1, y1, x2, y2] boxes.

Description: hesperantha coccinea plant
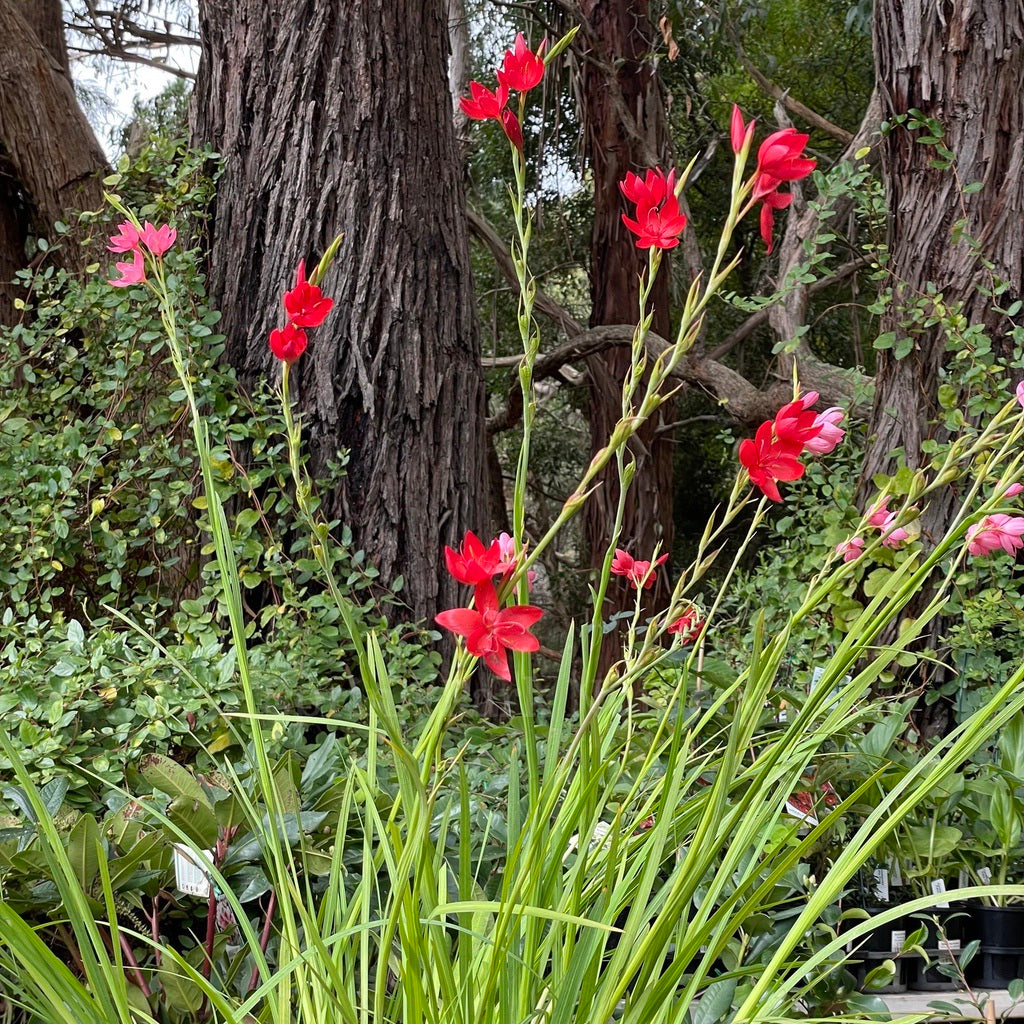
[[5, 27, 1024, 1024]]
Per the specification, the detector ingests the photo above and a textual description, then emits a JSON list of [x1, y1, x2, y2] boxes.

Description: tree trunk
[[579, 0, 675, 660], [0, 0, 108, 322], [191, 0, 487, 630], [865, 0, 1024, 730]]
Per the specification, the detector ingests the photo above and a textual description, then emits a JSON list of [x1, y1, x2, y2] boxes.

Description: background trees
[[191, 0, 488, 627], [1, 0, 1022, 717]]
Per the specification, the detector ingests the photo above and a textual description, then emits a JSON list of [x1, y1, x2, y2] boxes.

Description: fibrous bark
[[579, 0, 676, 622], [0, 0, 108, 322], [192, 0, 487, 627], [866, 0, 1024, 728], [867, 0, 1024, 484]]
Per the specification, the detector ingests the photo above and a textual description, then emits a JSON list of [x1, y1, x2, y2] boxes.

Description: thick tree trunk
[[0, 0, 108, 322], [866, 0, 1024, 729], [191, 0, 487, 630], [579, 0, 675, 652]]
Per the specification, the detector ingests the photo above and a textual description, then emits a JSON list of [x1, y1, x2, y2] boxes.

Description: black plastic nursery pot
[[975, 905, 1024, 989], [854, 951, 910, 995], [847, 906, 909, 956], [907, 905, 977, 992]]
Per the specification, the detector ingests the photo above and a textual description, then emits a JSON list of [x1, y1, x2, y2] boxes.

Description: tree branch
[[706, 257, 866, 362], [467, 205, 584, 338], [736, 49, 853, 145]]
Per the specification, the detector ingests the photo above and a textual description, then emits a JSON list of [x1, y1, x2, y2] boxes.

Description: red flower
[[738, 421, 805, 502], [498, 33, 546, 93], [753, 129, 816, 198], [667, 608, 704, 644], [139, 221, 177, 256], [730, 105, 755, 155], [501, 109, 524, 151], [108, 250, 146, 287], [444, 531, 503, 585], [269, 322, 308, 363], [620, 168, 688, 250], [435, 580, 543, 681], [460, 79, 509, 120], [620, 169, 670, 211], [773, 393, 823, 448], [757, 189, 793, 254], [610, 548, 668, 590], [284, 259, 334, 328]]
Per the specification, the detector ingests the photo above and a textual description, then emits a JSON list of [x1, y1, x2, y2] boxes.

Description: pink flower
[[867, 499, 910, 548], [269, 322, 308, 363], [966, 514, 1024, 557], [881, 527, 909, 549], [284, 259, 334, 328], [435, 580, 543, 681], [803, 407, 845, 454], [445, 531, 503, 586], [460, 79, 509, 120], [501, 109, 524, 151], [730, 105, 755, 155], [620, 167, 688, 250], [753, 129, 816, 198], [108, 250, 146, 287], [498, 34, 546, 93], [610, 549, 669, 589], [107, 221, 141, 253], [139, 221, 177, 256], [758, 188, 793, 254], [738, 421, 805, 503], [667, 608, 704, 643], [836, 537, 865, 562], [1017, 381, 1024, 408], [1003, 483, 1024, 498], [867, 498, 894, 529]]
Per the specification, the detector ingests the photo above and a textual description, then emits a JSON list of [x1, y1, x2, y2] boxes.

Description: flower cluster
[[731, 106, 817, 253], [610, 547, 668, 590], [966, 515, 1024, 557], [459, 33, 546, 152], [667, 607, 704, 645], [738, 390, 845, 503], [620, 168, 688, 250], [269, 260, 334, 364], [107, 220, 177, 287], [435, 531, 543, 681]]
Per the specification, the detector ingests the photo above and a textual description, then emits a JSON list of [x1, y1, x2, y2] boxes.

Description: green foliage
[[0, 101, 439, 803]]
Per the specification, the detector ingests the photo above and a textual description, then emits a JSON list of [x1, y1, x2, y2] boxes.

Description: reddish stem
[[246, 890, 277, 996], [118, 932, 152, 998]]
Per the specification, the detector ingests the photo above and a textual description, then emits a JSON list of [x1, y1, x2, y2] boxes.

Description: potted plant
[[958, 720, 1024, 988], [893, 773, 973, 991]]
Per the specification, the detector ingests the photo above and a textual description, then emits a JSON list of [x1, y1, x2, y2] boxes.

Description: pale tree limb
[[736, 49, 853, 145]]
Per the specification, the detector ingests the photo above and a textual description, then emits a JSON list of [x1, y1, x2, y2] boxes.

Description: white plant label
[[891, 929, 907, 953], [890, 859, 903, 887], [874, 867, 890, 903], [979, 866, 992, 884], [173, 843, 213, 898], [930, 878, 949, 908]]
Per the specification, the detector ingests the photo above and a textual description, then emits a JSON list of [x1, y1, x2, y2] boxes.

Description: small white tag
[[891, 929, 907, 953], [930, 878, 949, 908], [173, 844, 213, 898], [979, 866, 992, 884], [890, 860, 903, 887], [958, 869, 969, 888], [874, 867, 890, 903]]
